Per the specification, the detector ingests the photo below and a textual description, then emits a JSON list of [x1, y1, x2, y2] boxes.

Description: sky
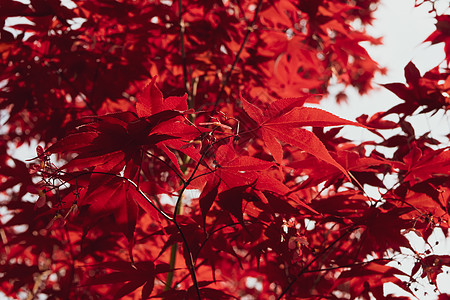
[[322, 0, 450, 298], [321, 0, 449, 139]]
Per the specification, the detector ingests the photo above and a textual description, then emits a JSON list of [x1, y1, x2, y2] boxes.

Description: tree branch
[[277, 226, 359, 299], [213, 0, 264, 111], [145, 150, 186, 184], [164, 145, 211, 298], [178, 0, 192, 109]]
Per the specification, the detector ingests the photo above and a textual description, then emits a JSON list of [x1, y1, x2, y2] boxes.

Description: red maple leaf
[[241, 94, 365, 177], [425, 15, 450, 64]]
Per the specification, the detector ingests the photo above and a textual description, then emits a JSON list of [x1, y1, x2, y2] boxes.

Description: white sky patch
[[316, 0, 449, 145], [331, 0, 450, 298]]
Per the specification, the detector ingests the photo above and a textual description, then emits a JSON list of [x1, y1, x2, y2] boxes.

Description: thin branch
[[190, 170, 215, 182], [173, 259, 208, 288], [194, 220, 261, 263], [59, 170, 174, 222], [171, 183, 201, 299], [165, 144, 211, 299], [124, 176, 174, 221], [145, 150, 186, 184], [178, 0, 192, 109], [212, 0, 264, 111], [277, 225, 359, 299], [172, 218, 201, 298]]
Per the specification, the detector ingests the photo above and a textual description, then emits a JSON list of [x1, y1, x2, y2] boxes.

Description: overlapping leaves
[[241, 94, 366, 176]]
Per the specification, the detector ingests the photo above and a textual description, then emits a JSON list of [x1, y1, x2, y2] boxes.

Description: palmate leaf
[[412, 255, 450, 285], [136, 76, 189, 118], [47, 77, 190, 176], [197, 142, 317, 224], [77, 177, 139, 244], [425, 15, 450, 64], [241, 95, 366, 177], [44, 79, 195, 255], [402, 146, 450, 182], [197, 143, 276, 224], [382, 61, 448, 117], [263, 125, 348, 175], [288, 150, 392, 187], [47, 112, 178, 174]]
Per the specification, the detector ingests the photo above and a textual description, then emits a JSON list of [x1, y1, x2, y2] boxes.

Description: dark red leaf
[[404, 61, 421, 86], [198, 176, 220, 225]]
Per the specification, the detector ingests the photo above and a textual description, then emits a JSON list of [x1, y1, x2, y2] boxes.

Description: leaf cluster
[[1, 0, 450, 299]]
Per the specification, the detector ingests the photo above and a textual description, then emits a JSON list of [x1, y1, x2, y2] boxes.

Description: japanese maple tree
[[1, 0, 450, 299]]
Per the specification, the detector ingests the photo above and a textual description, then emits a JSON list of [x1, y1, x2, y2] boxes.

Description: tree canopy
[[1, 0, 450, 299]]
